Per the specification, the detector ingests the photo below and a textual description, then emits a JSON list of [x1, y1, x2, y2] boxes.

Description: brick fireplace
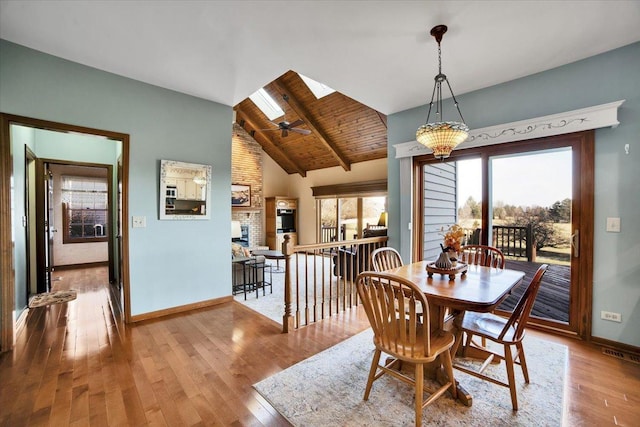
[[232, 123, 265, 248]]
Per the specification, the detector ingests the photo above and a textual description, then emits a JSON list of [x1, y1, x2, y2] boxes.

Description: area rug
[[28, 290, 77, 308], [254, 329, 567, 426]]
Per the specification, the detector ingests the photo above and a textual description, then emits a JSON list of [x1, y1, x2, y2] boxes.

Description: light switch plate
[[606, 217, 620, 233], [132, 216, 146, 228]]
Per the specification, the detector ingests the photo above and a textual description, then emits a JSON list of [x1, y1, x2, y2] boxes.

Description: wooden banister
[[282, 234, 295, 332], [280, 234, 388, 333]]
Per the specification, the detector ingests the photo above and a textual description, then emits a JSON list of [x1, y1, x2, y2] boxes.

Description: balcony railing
[[320, 225, 339, 243], [280, 233, 388, 333], [465, 225, 535, 262]]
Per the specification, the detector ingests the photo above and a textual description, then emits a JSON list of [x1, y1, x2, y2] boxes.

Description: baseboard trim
[[591, 336, 640, 363], [14, 306, 30, 342], [54, 261, 109, 271], [130, 295, 233, 323]]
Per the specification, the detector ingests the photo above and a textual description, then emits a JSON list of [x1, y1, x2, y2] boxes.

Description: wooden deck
[[499, 260, 570, 322]]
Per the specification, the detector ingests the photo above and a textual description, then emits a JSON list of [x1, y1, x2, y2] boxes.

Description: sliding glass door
[[415, 131, 594, 338], [489, 149, 572, 325]]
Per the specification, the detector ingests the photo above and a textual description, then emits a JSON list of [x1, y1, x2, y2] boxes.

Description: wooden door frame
[[36, 160, 114, 288], [24, 146, 37, 298], [413, 131, 594, 341], [0, 113, 131, 352]]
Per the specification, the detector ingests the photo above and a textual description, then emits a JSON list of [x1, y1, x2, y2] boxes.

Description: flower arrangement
[[441, 224, 465, 253]]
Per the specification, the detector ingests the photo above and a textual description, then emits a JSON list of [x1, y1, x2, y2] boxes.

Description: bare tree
[[509, 206, 561, 250]]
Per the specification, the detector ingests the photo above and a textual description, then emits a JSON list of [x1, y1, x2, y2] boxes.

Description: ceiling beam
[[375, 111, 387, 129], [270, 80, 351, 172], [235, 109, 307, 177]]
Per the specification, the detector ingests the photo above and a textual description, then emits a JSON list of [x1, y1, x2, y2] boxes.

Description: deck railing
[[463, 225, 535, 261], [492, 224, 535, 261], [280, 233, 388, 333], [320, 225, 339, 243]]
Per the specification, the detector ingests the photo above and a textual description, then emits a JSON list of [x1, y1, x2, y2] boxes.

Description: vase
[[449, 251, 458, 267], [435, 251, 452, 269]]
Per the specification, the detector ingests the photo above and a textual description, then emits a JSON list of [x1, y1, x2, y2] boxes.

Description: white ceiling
[[1, 1, 639, 115]]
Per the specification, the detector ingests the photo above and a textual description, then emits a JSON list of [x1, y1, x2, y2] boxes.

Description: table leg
[[439, 307, 474, 406], [269, 257, 285, 273], [382, 305, 478, 407]]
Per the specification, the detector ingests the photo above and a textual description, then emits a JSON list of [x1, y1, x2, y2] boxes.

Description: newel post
[[526, 224, 535, 262], [282, 234, 295, 333]]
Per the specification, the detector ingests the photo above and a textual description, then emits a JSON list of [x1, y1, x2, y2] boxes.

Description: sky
[[457, 148, 572, 208]]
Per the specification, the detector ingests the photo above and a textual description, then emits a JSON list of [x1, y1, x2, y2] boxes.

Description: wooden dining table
[[384, 260, 526, 406]]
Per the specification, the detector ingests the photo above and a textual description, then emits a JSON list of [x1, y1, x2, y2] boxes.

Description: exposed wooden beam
[[234, 109, 307, 177], [270, 80, 351, 172]]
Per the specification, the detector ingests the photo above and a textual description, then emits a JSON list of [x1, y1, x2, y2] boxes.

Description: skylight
[[249, 88, 284, 121], [299, 74, 336, 99]]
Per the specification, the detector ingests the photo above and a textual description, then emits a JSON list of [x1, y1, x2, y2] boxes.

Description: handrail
[[464, 225, 535, 262], [280, 234, 388, 333], [491, 224, 535, 261]]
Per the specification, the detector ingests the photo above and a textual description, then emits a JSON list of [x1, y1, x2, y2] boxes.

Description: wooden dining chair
[[356, 272, 457, 427], [459, 244, 505, 269], [370, 247, 425, 321], [370, 247, 403, 272], [454, 264, 548, 411], [459, 244, 506, 346]]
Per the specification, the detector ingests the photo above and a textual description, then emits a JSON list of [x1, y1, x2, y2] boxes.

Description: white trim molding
[[394, 100, 625, 159]]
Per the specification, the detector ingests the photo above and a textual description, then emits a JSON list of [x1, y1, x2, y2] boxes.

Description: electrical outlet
[[132, 216, 146, 228], [601, 311, 622, 322]]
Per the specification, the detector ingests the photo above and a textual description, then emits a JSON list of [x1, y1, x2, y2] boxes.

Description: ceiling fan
[[260, 119, 311, 137]]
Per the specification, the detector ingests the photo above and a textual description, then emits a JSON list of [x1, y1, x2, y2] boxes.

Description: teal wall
[[34, 129, 119, 161], [9, 125, 35, 318], [1, 40, 233, 317], [388, 42, 640, 347]]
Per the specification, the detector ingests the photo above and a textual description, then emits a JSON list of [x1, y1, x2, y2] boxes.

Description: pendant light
[[416, 25, 469, 159]]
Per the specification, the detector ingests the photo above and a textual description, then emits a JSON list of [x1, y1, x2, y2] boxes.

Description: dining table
[[383, 260, 526, 406]]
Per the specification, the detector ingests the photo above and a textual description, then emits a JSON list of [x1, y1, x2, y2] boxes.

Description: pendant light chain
[[438, 41, 442, 75], [415, 24, 470, 160]]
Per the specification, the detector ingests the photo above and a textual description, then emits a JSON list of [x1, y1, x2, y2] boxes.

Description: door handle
[[571, 230, 579, 257]]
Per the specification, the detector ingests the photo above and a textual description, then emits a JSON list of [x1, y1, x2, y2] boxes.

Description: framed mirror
[[159, 159, 212, 220]]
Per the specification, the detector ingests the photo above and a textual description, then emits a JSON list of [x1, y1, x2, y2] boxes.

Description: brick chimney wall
[[231, 123, 264, 247]]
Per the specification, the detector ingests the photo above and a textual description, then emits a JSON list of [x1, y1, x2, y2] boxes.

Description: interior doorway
[[0, 113, 131, 352], [36, 161, 113, 292]]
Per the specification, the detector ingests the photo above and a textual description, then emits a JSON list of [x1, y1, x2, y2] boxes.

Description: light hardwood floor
[[1, 267, 638, 426]]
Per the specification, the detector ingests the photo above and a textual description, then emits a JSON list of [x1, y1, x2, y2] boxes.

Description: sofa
[[332, 227, 387, 280]]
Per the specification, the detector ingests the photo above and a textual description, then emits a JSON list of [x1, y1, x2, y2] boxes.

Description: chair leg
[[463, 331, 472, 356], [441, 349, 457, 399], [414, 362, 424, 427], [516, 341, 530, 383], [364, 349, 381, 401], [504, 344, 518, 411]]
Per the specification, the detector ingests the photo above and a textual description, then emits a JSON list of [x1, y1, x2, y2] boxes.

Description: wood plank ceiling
[[234, 70, 387, 177]]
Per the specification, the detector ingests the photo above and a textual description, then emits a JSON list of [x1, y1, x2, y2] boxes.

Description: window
[[312, 180, 387, 242], [62, 175, 108, 243], [249, 88, 284, 121], [299, 73, 336, 99]]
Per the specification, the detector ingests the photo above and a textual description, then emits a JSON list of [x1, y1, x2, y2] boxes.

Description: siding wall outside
[[423, 162, 457, 260]]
